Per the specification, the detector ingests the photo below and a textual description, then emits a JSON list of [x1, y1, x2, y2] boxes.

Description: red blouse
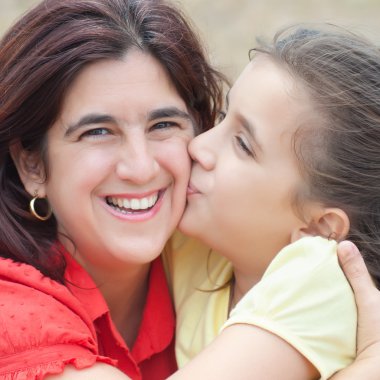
[[0, 252, 177, 379]]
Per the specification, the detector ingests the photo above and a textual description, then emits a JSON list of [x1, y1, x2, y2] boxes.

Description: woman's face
[[33, 50, 194, 271], [179, 56, 313, 279]]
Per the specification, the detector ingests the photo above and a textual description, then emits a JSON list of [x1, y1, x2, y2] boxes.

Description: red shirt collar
[[132, 257, 175, 362], [64, 253, 109, 321], [64, 250, 175, 365]]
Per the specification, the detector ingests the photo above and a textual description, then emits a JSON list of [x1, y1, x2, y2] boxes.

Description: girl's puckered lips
[[187, 183, 201, 196]]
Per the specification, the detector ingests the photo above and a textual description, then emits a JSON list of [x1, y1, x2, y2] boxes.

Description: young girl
[[167, 25, 380, 379]]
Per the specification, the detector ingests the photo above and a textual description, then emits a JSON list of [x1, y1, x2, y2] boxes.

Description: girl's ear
[[9, 141, 47, 197], [291, 207, 350, 242]]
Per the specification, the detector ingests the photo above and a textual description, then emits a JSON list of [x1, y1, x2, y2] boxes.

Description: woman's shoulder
[[0, 257, 105, 377], [0, 255, 58, 285], [0, 256, 79, 312], [0, 256, 96, 337]]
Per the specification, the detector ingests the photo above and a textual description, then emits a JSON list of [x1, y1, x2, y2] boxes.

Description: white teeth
[[130, 199, 140, 210], [148, 194, 158, 207], [140, 198, 149, 209], [107, 193, 159, 211]]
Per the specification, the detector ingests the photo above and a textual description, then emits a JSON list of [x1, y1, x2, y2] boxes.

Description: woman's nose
[[115, 136, 160, 184]]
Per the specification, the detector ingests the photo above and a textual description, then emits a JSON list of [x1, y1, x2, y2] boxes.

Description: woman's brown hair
[[255, 25, 380, 287], [0, 0, 225, 282]]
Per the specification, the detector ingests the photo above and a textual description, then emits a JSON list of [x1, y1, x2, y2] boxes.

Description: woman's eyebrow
[[64, 114, 115, 137], [64, 107, 194, 137], [148, 107, 193, 123]]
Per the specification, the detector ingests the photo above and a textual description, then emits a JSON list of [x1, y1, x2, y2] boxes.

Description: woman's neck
[[83, 259, 151, 348], [104, 264, 151, 347]]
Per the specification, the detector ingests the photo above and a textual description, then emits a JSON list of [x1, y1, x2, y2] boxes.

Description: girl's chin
[[177, 220, 201, 240]]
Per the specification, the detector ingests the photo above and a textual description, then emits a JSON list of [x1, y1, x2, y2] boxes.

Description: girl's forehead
[[229, 55, 317, 145], [230, 56, 296, 108]]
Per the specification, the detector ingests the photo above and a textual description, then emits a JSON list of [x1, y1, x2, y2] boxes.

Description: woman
[[0, 0, 223, 378]]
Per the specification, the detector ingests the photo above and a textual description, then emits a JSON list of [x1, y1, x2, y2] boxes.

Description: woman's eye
[[217, 111, 226, 123], [235, 135, 254, 157], [80, 128, 111, 138], [151, 121, 178, 131]]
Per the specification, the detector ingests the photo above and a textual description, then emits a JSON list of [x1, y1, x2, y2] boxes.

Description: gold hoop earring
[[29, 194, 52, 221]]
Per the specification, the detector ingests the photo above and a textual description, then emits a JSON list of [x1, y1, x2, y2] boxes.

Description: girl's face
[[179, 56, 314, 279], [27, 50, 194, 272]]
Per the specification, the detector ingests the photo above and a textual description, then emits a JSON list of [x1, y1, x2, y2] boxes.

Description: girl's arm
[[169, 323, 318, 380]]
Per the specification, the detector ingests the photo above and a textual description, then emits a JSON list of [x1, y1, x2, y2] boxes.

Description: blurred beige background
[[2, 0, 380, 81]]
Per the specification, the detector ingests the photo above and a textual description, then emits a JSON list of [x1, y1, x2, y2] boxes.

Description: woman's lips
[[102, 189, 166, 221]]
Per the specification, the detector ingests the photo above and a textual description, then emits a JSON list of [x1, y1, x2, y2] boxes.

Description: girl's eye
[[235, 135, 254, 157]]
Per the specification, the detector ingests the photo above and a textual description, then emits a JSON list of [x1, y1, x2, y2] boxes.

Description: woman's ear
[[292, 207, 350, 242], [9, 141, 47, 197]]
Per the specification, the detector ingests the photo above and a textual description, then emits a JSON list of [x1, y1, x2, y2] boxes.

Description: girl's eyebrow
[[64, 107, 194, 137]]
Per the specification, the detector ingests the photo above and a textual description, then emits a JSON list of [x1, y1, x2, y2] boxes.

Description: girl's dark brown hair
[[254, 24, 380, 287], [0, 0, 225, 282]]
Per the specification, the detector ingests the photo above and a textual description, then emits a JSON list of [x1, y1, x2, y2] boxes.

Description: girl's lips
[[187, 182, 201, 196]]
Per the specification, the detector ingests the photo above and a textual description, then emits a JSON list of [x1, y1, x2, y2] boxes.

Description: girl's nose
[[188, 127, 218, 171]]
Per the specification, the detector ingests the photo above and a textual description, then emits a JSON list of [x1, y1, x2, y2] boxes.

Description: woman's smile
[[103, 189, 165, 221]]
